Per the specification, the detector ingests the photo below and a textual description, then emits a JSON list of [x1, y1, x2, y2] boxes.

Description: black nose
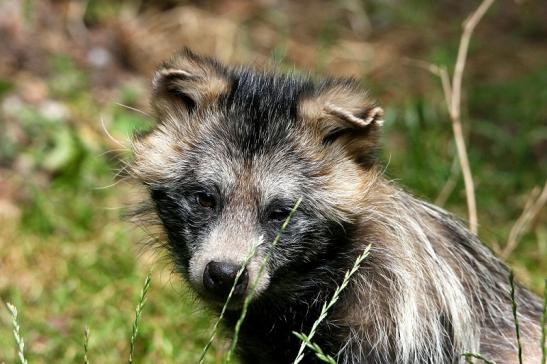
[[203, 261, 248, 300]]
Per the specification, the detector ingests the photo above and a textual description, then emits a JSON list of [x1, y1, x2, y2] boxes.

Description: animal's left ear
[[299, 79, 384, 167]]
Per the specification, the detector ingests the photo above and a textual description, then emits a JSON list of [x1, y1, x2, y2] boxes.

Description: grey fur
[[129, 49, 543, 363]]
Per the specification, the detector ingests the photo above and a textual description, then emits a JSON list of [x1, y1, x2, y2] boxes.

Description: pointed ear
[[299, 79, 384, 167], [151, 49, 230, 118]]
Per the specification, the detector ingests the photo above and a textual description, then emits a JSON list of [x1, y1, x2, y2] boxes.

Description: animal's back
[[330, 190, 543, 363]]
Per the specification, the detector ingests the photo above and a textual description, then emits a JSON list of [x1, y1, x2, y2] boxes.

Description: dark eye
[[196, 192, 216, 209], [269, 207, 293, 222]]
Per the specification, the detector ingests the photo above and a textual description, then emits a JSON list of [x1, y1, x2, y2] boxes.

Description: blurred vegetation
[[0, 0, 545, 363]]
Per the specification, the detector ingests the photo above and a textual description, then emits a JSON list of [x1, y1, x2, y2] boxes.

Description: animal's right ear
[[151, 49, 230, 118]]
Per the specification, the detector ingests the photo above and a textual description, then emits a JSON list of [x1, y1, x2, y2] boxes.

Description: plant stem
[[223, 198, 302, 363], [129, 273, 152, 364], [293, 245, 371, 364]]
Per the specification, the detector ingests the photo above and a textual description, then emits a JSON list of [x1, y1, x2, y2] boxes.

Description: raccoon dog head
[[131, 49, 383, 308]]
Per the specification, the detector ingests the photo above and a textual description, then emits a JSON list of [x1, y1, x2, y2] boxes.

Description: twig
[[405, 0, 495, 234], [403, 58, 452, 107], [435, 155, 460, 206], [438, 65, 452, 109], [451, 0, 496, 121], [501, 182, 547, 259], [449, 0, 495, 234]]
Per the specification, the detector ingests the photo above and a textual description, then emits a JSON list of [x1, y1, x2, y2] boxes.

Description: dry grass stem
[[451, 0, 496, 119], [502, 182, 547, 259], [449, 0, 495, 234], [403, 58, 452, 107], [435, 155, 461, 206], [406, 0, 496, 234]]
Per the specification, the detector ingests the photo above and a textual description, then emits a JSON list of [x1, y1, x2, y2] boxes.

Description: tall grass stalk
[[128, 273, 152, 364], [461, 352, 496, 364], [223, 198, 302, 363], [199, 237, 263, 364], [508, 271, 523, 364], [293, 332, 336, 364], [541, 278, 546, 364], [292, 245, 371, 364], [6, 302, 28, 364], [83, 326, 90, 364]]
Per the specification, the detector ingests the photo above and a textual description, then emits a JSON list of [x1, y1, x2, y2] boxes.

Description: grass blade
[[293, 332, 336, 364], [129, 273, 152, 364], [292, 245, 371, 364], [461, 352, 496, 364], [508, 271, 522, 364], [6, 302, 29, 364], [223, 198, 302, 363], [199, 237, 262, 364], [84, 326, 90, 364]]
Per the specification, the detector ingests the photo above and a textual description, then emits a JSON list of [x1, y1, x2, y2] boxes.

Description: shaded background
[[0, 0, 545, 362]]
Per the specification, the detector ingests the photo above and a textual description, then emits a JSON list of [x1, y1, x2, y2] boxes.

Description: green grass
[[83, 326, 90, 364], [461, 352, 496, 364], [199, 237, 261, 363], [129, 274, 152, 364], [293, 245, 371, 364], [223, 199, 302, 363], [6, 303, 28, 364]]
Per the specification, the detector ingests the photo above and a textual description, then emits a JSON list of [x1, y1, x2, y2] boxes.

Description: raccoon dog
[[130, 49, 543, 363]]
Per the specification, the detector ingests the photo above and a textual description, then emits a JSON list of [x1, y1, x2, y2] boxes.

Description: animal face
[[131, 49, 384, 307]]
